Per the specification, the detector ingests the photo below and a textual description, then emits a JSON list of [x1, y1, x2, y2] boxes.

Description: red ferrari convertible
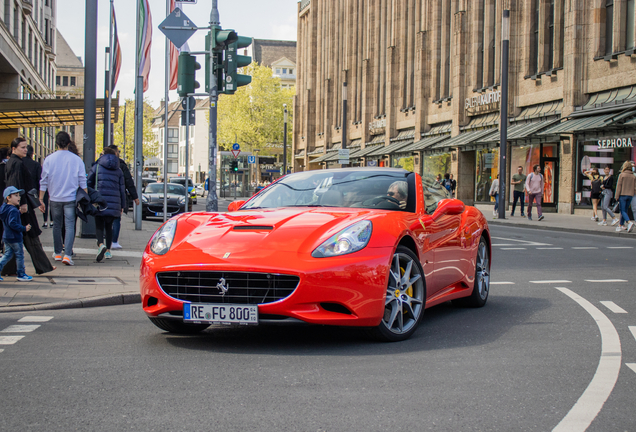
[[140, 168, 491, 341]]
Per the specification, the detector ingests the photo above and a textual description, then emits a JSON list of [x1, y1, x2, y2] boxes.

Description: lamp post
[[498, 9, 510, 220], [283, 104, 288, 176]]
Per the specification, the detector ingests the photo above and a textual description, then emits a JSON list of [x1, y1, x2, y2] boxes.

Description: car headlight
[[150, 219, 177, 255], [178, 196, 186, 204], [312, 221, 372, 258], [142, 195, 148, 203]]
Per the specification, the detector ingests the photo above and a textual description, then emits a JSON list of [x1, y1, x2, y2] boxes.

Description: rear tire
[[454, 235, 490, 308], [149, 317, 209, 334]]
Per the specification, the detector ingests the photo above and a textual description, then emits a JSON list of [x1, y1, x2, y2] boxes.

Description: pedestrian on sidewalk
[[107, 144, 139, 250], [615, 161, 636, 233], [510, 166, 527, 217], [526, 165, 545, 221], [449, 174, 457, 198], [584, 167, 603, 221], [3, 137, 55, 276], [0, 186, 33, 281], [599, 166, 619, 227], [38, 131, 87, 266], [87, 147, 126, 262], [0, 147, 9, 252], [489, 175, 500, 218], [631, 161, 636, 221]]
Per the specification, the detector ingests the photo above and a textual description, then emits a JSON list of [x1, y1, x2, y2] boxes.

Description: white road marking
[[627, 364, 636, 374], [0, 349, 4, 353], [0, 336, 25, 345], [1, 325, 41, 333], [606, 246, 634, 249], [491, 236, 552, 246], [553, 288, 621, 432], [43, 246, 142, 258], [629, 326, 636, 342], [529, 280, 572, 284], [585, 279, 628, 283], [599, 301, 627, 314], [500, 247, 527, 250], [536, 247, 563, 250], [18, 316, 53, 322], [491, 282, 515, 285], [572, 247, 598, 250]]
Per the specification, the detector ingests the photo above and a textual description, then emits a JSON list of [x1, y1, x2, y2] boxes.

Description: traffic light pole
[[185, 97, 190, 211], [206, 0, 220, 212]]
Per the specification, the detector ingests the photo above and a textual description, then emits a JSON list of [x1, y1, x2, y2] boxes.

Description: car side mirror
[[227, 200, 246, 212], [433, 198, 465, 217]]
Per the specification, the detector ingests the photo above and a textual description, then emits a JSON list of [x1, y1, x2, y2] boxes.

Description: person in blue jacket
[[87, 148, 125, 262], [0, 186, 33, 281]]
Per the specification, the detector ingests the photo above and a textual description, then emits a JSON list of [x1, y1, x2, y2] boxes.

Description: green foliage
[[96, 98, 158, 163], [214, 63, 294, 163]]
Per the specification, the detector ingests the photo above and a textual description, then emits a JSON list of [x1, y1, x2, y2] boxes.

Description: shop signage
[[465, 90, 501, 110], [368, 118, 386, 133], [597, 137, 633, 149]]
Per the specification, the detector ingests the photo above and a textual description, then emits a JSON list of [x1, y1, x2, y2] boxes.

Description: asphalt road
[[0, 225, 635, 431]]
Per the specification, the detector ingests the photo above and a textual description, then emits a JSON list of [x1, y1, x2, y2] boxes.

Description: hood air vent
[[232, 226, 274, 231]]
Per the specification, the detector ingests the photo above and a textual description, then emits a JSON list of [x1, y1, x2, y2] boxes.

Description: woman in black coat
[[87, 147, 125, 262], [2, 137, 55, 275]]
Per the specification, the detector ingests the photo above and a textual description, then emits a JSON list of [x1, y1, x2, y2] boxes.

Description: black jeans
[[511, 190, 525, 215], [95, 215, 115, 250]]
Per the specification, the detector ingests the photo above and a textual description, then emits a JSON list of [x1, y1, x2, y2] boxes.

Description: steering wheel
[[364, 195, 401, 207]]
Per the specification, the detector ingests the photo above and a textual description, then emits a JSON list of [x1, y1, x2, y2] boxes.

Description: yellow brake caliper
[[400, 266, 413, 308]]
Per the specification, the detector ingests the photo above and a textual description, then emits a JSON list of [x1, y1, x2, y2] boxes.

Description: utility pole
[[341, 81, 348, 168], [133, 0, 144, 230], [206, 0, 220, 212], [283, 104, 287, 176], [498, 10, 510, 220]]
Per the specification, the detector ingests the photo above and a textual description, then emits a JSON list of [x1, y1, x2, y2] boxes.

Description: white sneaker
[[598, 220, 607, 226], [111, 242, 123, 250], [628, 221, 635, 233], [591, 216, 597, 221], [611, 218, 620, 226], [616, 225, 626, 232], [493, 210, 497, 216]]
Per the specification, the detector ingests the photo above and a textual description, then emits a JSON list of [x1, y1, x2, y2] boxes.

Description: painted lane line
[[491, 236, 552, 246], [585, 279, 628, 283], [491, 282, 515, 285], [500, 247, 527, 250], [627, 364, 636, 374], [529, 280, 572, 284], [0, 336, 25, 345], [606, 246, 634, 249], [572, 247, 598, 250], [552, 288, 621, 432], [1, 325, 41, 333], [629, 326, 636, 342], [18, 316, 53, 323], [0, 349, 3, 353], [599, 301, 627, 314], [536, 247, 563, 250]]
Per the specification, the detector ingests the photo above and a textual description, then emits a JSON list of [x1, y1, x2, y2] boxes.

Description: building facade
[[0, 0, 57, 160], [55, 31, 83, 154], [294, 0, 636, 214]]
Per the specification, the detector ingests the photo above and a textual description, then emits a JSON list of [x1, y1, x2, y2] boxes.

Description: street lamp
[[283, 104, 288, 176], [498, 9, 510, 220]]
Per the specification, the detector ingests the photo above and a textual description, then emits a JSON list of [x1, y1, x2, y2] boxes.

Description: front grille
[[148, 204, 180, 213], [156, 271, 300, 305]]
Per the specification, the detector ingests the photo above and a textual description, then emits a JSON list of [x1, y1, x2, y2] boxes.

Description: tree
[[96, 98, 158, 164], [215, 63, 295, 162]]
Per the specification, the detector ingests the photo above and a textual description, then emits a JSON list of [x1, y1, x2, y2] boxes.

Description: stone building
[[293, 0, 636, 215], [55, 31, 84, 154]]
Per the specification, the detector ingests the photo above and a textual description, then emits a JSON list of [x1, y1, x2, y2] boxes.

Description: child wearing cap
[[0, 186, 33, 281]]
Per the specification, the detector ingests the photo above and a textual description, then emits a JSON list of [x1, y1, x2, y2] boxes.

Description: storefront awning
[[350, 143, 384, 160], [399, 134, 451, 154], [477, 119, 561, 144], [0, 97, 119, 129], [307, 146, 324, 157], [295, 150, 306, 158], [537, 110, 636, 135], [366, 138, 414, 157], [429, 128, 497, 152]]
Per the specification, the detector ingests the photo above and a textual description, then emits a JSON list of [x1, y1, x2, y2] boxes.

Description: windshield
[[169, 178, 194, 187], [145, 183, 186, 195], [242, 170, 411, 211]]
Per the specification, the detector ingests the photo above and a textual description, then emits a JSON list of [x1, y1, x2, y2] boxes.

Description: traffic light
[[177, 52, 201, 97], [223, 36, 252, 94], [205, 28, 238, 93], [231, 160, 238, 172]]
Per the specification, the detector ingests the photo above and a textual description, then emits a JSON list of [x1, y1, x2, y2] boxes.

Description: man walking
[[510, 166, 527, 217], [38, 131, 88, 266], [107, 145, 139, 250], [526, 164, 545, 221]]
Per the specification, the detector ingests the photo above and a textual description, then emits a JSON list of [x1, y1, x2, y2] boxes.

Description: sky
[[57, 0, 299, 108]]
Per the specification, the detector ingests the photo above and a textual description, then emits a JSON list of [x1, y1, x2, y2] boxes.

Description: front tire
[[369, 246, 426, 342], [149, 317, 209, 334], [455, 235, 490, 308]]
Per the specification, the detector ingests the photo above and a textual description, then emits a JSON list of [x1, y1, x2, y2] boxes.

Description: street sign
[[367, 160, 377, 167], [158, 8, 197, 49], [247, 156, 256, 164], [231, 149, 241, 158], [232, 143, 240, 150], [338, 148, 350, 165]]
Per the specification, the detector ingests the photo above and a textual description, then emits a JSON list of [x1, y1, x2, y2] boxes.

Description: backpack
[[442, 179, 452, 192], [590, 175, 602, 194]]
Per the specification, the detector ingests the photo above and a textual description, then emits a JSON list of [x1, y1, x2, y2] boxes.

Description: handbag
[[612, 200, 620, 213], [26, 188, 41, 209]]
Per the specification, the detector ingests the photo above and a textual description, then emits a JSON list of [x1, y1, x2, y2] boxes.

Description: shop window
[[475, 148, 500, 203], [421, 153, 451, 179], [576, 139, 635, 206]]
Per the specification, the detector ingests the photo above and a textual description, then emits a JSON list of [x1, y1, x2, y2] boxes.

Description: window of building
[[13, 7, 18, 39], [167, 128, 178, 143], [282, 68, 287, 74], [627, 0, 635, 50], [548, 0, 555, 69], [4, 0, 10, 26], [275, 68, 281, 74], [606, 0, 614, 55], [168, 161, 178, 174], [70, 77, 76, 86], [62, 76, 68, 86], [168, 144, 178, 157], [55, 75, 60, 86], [475, 148, 500, 203], [531, 0, 539, 74], [289, 69, 294, 75]]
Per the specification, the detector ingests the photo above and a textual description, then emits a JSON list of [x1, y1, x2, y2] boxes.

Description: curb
[[488, 220, 636, 239], [0, 293, 141, 313]]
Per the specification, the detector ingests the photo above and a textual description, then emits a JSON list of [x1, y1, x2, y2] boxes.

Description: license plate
[[155, 212, 172, 217], [183, 303, 258, 325]]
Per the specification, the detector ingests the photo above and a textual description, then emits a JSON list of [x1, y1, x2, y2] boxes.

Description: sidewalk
[[0, 198, 234, 313]]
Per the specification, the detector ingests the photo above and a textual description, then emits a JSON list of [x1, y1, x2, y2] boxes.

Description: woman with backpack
[[615, 161, 636, 233], [598, 166, 619, 227], [489, 175, 500, 218], [87, 147, 126, 262], [584, 167, 602, 221]]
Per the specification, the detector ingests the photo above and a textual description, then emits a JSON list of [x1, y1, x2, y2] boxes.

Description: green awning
[[399, 134, 451, 154], [365, 139, 414, 157], [537, 113, 619, 135], [350, 144, 384, 159], [477, 119, 561, 144], [428, 128, 497, 152]]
